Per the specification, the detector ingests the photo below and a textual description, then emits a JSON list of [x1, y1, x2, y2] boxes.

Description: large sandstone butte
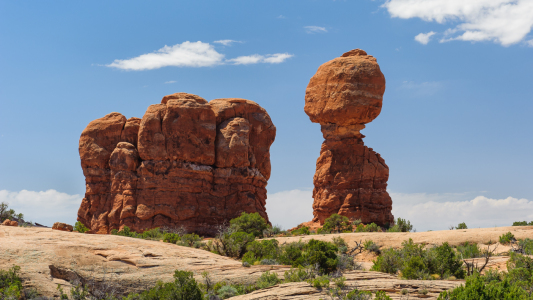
[[77, 93, 276, 235], [304, 49, 394, 227]]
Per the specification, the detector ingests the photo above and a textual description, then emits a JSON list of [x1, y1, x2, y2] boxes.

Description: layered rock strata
[[77, 93, 276, 235], [304, 49, 394, 226]]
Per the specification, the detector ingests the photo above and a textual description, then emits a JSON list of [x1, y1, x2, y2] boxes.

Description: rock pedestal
[[77, 94, 276, 235], [304, 49, 394, 226]]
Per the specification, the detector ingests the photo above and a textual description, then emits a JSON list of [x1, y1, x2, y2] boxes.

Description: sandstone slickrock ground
[[77, 93, 276, 235], [304, 49, 393, 227], [2, 226, 531, 299]]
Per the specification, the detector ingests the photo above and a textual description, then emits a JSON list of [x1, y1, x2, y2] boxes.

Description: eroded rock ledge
[[77, 93, 276, 235]]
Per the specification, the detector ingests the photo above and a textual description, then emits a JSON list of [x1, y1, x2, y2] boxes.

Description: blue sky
[[1, 0, 532, 230]]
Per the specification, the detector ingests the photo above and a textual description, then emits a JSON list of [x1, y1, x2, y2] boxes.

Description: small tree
[[455, 222, 468, 230], [0, 202, 17, 222]]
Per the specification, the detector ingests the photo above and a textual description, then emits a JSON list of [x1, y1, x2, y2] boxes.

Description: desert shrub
[[131, 270, 202, 300], [355, 223, 365, 232], [139, 227, 165, 240], [229, 212, 268, 238], [352, 219, 362, 226], [307, 274, 330, 289], [256, 271, 281, 289], [305, 239, 339, 274], [455, 222, 468, 230], [332, 237, 349, 254], [242, 239, 280, 265], [372, 239, 464, 279], [456, 242, 481, 259], [262, 224, 283, 237], [208, 226, 255, 258], [345, 288, 372, 300], [217, 285, 237, 299], [176, 233, 204, 248], [291, 226, 310, 236], [363, 240, 380, 254], [437, 272, 530, 299], [0, 265, 23, 299], [111, 226, 136, 237], [322, 214, 353, 233], [396, 218, 413, 232], [163, 233, 181, 244], [284, 267, 314, 282], [499, 232, 515, 244], [74, 221, 90, 233], [364, 223, 381, 232], [374, 290, 392, 300], [518, 238, 533, 255]]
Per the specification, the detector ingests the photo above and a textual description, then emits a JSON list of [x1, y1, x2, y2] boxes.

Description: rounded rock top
[[304, 48, 386, 126]]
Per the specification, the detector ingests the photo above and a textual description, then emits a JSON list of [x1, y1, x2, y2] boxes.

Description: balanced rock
[[77, 93, 276, 235], [52, 222, 73, 232], [304, 49, 393, 227]]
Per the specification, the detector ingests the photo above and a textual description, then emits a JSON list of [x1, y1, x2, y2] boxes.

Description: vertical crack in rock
[[77, 93, 276, 236], [304, 49, 394, 227]]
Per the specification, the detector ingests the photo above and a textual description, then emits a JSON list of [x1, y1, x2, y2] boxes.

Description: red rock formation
[[52, 222, 73, 232], [1, 219, 18, 226], [77, 93, 276, 235], [304, 49, 394, 227]]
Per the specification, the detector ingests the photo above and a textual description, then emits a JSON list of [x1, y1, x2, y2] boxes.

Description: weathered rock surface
[[77, 93, 276, 235], [52, 222, 73, 232], [0, 226, 289, 298], [0, 227, 476, 299], [304, 49, 393, 226]]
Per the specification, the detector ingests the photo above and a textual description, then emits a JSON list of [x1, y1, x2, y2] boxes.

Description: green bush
[[456, 242, 481, 259], [345, 288, 372, 300], [396, 218, 413, 232], [284, 267, 314, 282], [163, 233, 181, 244], [256, 271, 281, 289], [355, 223, 365, 232], [307, 274, 330, 289], [291, 226, 310, 236], [518, 238, 533, 255], [0, 202, 23, 223], [208, 228, 255, 258], [229, 212, 269, 238], [363, 240, 380, 254], [364, 223, 381, 232], [177, 233, 204, 248], [455, 222, 468, 230], [322, 214, 353, 233], [0, 265, 23, 299], [130, 270, 202, 300], [242, 239, 280, 265], [74, 221, 90, 233], [332, 237, 348, 254], [371, 239, 465, 279], [499, 232, 515, 244], [374, 290, 393, 300], [217, 285, 238, 299], [437, 272, 530, 299], [305, 239, 339, 274]]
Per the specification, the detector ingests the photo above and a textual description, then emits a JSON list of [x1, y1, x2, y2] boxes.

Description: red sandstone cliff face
[[304, 49, 394, 227], [77, 94, 275, 235]]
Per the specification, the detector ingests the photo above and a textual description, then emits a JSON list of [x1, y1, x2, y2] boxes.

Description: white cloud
[[107, 41, 224, 70], [383, 0, 533, 46], [527, 39, 533, 46], [414, 31, 437, 44], [164, 80, 176, 84], [106, 41, 293, 70], [391, 192, 533, 231], [213, 40, 242, 46], [266, 189, 314, 230], [227, 53, 294, 65], [304, 26, 328, 34], [0, 189, 82, 227]]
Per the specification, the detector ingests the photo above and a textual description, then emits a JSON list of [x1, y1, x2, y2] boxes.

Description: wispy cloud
[[414, 31, 436, 44], [304, 26, 328, 34], [383, 0, 533, 46], [0, 189, 82, 227], [213, 39, 243, 46], [227, 53, 294, 65], [277, 15, 286, 19], [106, 41, 293, 70], [528, 39, 533, 47], [107, 41, 224, 70], [164, 80, 176, 84]]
